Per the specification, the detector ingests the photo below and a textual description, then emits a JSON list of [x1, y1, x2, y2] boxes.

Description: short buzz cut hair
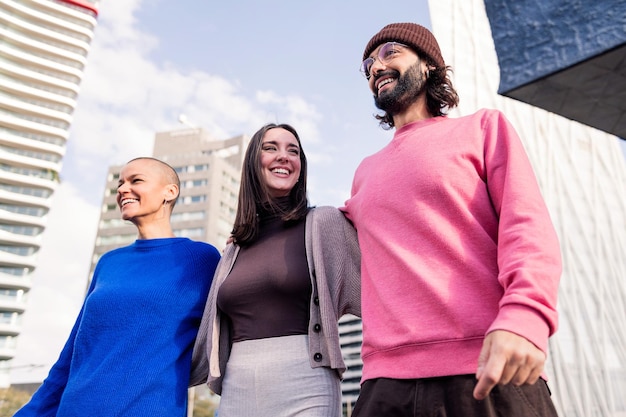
[[126, 157, 181, 208]]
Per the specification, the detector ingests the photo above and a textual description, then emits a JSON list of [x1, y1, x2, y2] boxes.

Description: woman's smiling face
[[116, 159, 174, 223], [260, 127, 302, 198]]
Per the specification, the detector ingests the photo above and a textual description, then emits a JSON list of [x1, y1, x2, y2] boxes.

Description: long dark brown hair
[[231, 123, 309, 245], [376, 61, 459, 130]]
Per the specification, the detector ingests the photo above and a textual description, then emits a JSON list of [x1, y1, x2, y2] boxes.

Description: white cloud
[[91, 1, 156, 51]]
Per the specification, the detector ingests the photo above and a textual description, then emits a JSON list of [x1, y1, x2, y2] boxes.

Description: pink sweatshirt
[[342, 109, 561, 382]]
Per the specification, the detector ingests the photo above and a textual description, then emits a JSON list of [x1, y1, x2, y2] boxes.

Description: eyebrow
[[262, 140, 300, 148], [117, 173, 143, 187]]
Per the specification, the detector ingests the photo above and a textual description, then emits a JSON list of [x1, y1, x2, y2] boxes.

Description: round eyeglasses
[[360, 42, 409, 79]]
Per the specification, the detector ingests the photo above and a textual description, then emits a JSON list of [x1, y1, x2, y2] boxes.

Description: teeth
[[378, 78, 395, 91], [273, 168, 289, 175], [121, 198, 138, 206]]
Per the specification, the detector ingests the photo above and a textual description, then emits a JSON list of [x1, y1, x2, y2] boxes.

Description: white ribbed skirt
[[217, 335, 341, 417]]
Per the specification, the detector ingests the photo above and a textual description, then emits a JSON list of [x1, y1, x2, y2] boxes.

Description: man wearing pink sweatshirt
[[342, 23, 562, 416]]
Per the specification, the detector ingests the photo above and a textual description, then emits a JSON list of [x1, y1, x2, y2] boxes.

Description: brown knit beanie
[[363, 22, 445, 68]]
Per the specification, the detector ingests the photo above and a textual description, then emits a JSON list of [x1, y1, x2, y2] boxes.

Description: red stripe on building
[[58, 0, 99, 16]]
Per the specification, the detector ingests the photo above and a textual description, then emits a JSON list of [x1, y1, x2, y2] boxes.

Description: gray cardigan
[[189, 206, 361, 394]]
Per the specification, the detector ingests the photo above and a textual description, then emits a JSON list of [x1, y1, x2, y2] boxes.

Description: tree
[[0, 388, 31, 417], [192, 397, 218, 417]]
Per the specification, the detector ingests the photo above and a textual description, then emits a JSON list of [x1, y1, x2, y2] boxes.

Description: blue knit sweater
[[15, 238, 220, 416]]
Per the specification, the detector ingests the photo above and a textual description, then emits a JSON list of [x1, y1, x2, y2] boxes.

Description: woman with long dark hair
[[191, 123, 361, 416]]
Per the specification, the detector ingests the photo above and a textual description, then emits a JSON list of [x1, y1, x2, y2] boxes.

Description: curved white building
[[0, 0, 98, 386]]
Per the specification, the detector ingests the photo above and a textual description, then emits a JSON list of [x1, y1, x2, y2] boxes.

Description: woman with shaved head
[[16, 157, 221, 416]]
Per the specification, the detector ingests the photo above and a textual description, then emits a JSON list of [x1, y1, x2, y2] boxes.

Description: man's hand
[[473, 330, 546, 400]]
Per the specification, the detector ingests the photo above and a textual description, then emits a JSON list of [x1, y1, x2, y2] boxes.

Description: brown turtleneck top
[[216, 212, 311, 342]]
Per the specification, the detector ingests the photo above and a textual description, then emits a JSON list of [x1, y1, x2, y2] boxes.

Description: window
[[171, 211, 206, 222], [0, 312, 14, 325], [181, 195, 207, 204], [0, 204, 48, 217], [175, 228, 204, 238], [0, 289, 18, 302], [181, 179, 207, 189], [0, 183, 52, 199], [0, 267, 29, 276], [0, 224, 43, 236], [99, 218, 132, 228], [0, 335, 16, 349], [0, 245, 37, 256], [97, 234, 136, 246]]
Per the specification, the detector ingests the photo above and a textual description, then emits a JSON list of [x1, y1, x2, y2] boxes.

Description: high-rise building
[[0, 0, 99, 386], [90, 127, 246, 277], [429, 1, 626, 416], [338, 315, 362, 415]]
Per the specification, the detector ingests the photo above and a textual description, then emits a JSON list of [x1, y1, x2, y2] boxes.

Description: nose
[[276, 150, 289, 162], [117, 181, 129, 194], [369, 57, 386, 78]]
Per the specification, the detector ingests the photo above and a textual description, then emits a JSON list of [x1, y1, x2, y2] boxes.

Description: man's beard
[[374, 62, 426, 116]]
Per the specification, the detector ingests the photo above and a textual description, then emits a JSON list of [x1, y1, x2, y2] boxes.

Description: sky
[[10, 0, 434, 383]]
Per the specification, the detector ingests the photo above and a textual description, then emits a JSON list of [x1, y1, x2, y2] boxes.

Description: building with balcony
[[0, 0, 98, 387]]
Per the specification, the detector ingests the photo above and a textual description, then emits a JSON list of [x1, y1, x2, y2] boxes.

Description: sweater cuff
[[487, 304, 551, 353]]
